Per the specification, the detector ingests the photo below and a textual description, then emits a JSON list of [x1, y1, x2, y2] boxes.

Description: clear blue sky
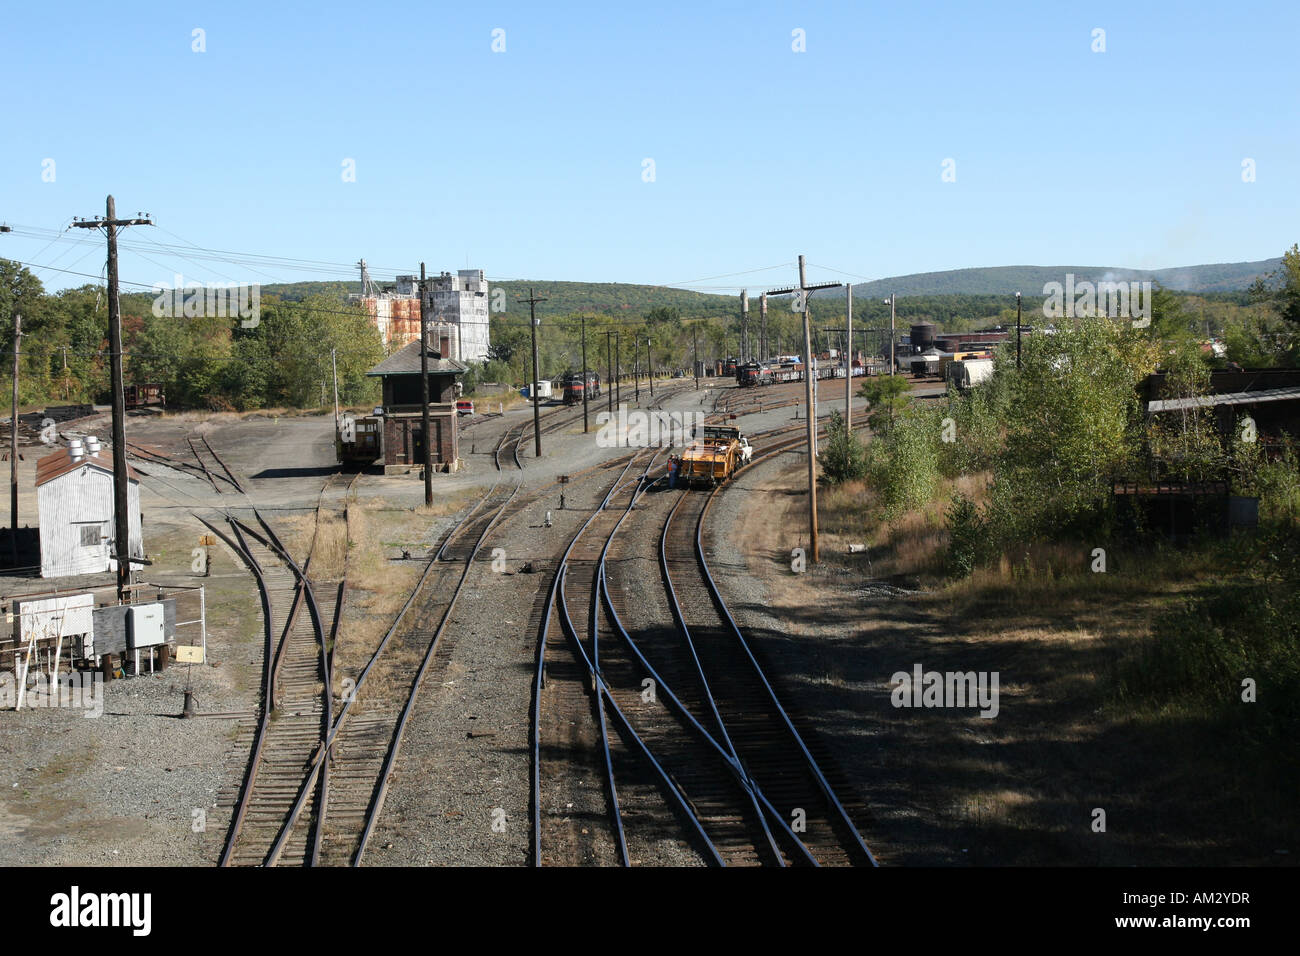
[[3, 0, 1297, 295]]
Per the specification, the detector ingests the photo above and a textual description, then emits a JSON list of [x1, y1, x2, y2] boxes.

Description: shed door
[[77, 521, 106, 552]]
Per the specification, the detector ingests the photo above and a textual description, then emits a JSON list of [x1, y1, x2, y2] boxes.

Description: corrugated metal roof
[[35, 447, 139, 488], [1147, 385, 1300, 414], [366, 340, 468, 377]]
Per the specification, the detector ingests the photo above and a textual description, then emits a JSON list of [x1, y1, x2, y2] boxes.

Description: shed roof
[[35, 446, 139, 488], [1147, 385, 1300, 414], [366, 341, 469, 377]]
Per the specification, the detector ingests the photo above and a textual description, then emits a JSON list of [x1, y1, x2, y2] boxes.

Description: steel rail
[[533, 453, 725, 866], [559, 454, 661, 866], [691, 427, 879, 866], [199, 515, 276, 868], [186, 437, 225, 493], [228, 511, 333, 867], [201, 435, 247, 493], [352, 482, 522, 864], [598, 467, 809, 864], [259, 483, 514, 863]]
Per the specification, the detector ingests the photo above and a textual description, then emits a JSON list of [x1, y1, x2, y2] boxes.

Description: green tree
[[817, 410, 869, 484], [859, 374, 912, 436]]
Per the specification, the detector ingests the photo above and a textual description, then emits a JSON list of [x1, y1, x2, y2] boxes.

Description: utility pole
[[605, 330, 614, 415], [692, 326, 699, 390], [418, 264, 432, 506], [331, 348, 340, 430], [10, 313, 19, 566], [760, 293, 768, 362], [845, 283, 853, 441], [767, 255, 838, 565], [1016, 292, 1023, 370], [581, 315, 589, 433], [518, 288, 548, 458], [889, 293, 896, 376], [72, 197, 151, 603], [634, 337, 640, 403], [647, 338, 654, 398], [614, 333, 620, 406], [740, 291, 749, 364]]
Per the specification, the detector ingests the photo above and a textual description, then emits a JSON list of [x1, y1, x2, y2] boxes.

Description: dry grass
[[820, 472, 989, 581], [326, 490, 475, 690]]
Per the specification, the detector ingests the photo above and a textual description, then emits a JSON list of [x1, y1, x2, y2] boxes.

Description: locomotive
[[735, 360, 853, 386], [562, 370, 601, 405]]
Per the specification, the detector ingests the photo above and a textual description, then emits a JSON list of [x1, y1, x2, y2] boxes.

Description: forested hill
[[255, 257, 1282, 316], [258, 280, 739, 320], [843, 259, 1282, 298]]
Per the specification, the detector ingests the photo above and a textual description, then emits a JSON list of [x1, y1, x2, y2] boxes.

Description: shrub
[[818, 410, 869, 484], [945, 492, 984, 577]]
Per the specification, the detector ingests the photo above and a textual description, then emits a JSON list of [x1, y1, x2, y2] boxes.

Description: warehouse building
[[35, 437, 144, 578]]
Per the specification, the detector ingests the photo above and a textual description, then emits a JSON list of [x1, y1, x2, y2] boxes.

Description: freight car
[[124, 384, 165, 409], [336, 414, 381, 464]]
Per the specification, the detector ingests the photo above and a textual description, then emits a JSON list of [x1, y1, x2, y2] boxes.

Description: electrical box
[[126, 603, 165, 649]]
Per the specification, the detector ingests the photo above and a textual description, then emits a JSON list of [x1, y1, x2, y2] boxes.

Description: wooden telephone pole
[[518, 289, 547, 458], [581, 315, 590, 433], [2, 224, 12, 565], [72, 197, 152, 602], [606, 330, 614, 415], [10, 313, 19, 566], [767, 255, 839, 565], [845, 282, 853, 435], [740, 291, 749, 363], [692, 326, 699, 390], [417, 264, 432, 506]]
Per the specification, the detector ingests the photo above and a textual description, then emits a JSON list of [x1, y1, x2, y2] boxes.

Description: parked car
[[456, 400, 475, 416]]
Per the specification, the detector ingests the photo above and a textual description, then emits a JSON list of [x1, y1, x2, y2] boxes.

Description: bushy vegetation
[[816, 410, 869, 484], [1114, 531, 1300, 757]]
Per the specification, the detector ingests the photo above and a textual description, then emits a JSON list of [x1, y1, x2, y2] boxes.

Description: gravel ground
[[0, 379, 803, 867]]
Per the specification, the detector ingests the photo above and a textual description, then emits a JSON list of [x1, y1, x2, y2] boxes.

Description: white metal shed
[[35, 438, 143, 578]]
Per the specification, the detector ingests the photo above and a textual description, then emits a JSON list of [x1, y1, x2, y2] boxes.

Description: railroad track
[[493, 404, 576, 471], [208, 511, 332, 867], [532, 418, 876, 865], [124, 435, 245, 494], [534, 447, 771, 866], [656, 427, 876, 866], [533, 451, 660, 865], [252, 482, 523, 866], [495, 382, 695, 471]]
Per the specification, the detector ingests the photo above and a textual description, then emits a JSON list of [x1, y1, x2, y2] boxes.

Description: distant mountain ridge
[[841, 259, 1281, 298], [253, 257, 1278, 318]]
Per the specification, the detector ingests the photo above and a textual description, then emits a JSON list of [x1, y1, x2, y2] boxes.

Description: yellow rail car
[[679, 425, 745, 486]]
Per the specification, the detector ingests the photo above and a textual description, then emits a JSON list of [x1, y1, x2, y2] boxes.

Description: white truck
[[737, 435, 753, 466]]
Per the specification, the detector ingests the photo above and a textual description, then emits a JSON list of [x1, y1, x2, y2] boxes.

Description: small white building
[[36, 437, 144, 578]]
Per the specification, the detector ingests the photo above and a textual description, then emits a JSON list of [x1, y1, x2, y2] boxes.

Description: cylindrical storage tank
[[911, 322, 936, 352]]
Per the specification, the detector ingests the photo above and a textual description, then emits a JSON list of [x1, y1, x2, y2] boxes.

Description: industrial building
[[348, 263, 491, 361], [35, 437, 143, 579], [348, 265, 422, 351], [428, 269, 491, 363], [365, 338, 467, 474]]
